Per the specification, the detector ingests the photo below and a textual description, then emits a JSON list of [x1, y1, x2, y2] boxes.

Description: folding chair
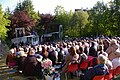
[[104, 69, 115, 80], [93, 75, 105, 80], [88, 56, 98, 67], [115, 66, 120, 75], [88, 56, 94, 67], [66, 63, 78, 73], [79, 60, 89, 70], [65, 63, 78, 80]]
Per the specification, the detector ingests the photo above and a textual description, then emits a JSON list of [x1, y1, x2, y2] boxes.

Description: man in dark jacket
[[89, 42, 97, 57], [23, 49, 37, 76]]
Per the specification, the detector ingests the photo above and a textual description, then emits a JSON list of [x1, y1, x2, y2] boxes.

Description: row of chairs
[[65, 58, 120, 80], [65, 60, 91, 80], [66, 56, 96, 73], [93, 66, 120, 80]]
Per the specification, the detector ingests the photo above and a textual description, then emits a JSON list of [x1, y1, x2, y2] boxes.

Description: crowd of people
[[5, 37, 120, 80]]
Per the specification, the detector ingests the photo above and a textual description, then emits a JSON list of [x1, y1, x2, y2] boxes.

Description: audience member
[[23, 48, 37, 76], [80, 54, 109, 80], [106, 39, 119, 61], [62, 47, 79, 73]]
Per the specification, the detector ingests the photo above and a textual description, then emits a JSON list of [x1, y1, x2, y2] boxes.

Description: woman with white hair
[[102, 52, 113, 69]]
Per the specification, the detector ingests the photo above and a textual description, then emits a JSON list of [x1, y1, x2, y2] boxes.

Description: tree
[[36, 14, 56, 35], [110, 0, 120, 36], [88, 1, 114, 36], [4, 7, 10, 19], [54, 5, 73, 37], [71, 10, 89, 37], [65, 26, 80, 38], [10, 10, 36, 37], [54, 5, 66, 15], [15, 0, 40, 22], [0, 4, 10, 40]]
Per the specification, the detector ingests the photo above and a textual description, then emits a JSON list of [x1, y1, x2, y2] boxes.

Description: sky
[[0, 0, 111, 14]]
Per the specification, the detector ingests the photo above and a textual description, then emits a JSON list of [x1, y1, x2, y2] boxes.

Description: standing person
[[23, 48, 37, 76], [84, 42, 89, 55], [97, 45, 104, 55]]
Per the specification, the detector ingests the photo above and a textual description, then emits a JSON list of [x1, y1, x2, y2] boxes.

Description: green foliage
[[54, 1, 120, 38], [36, 14, 56, 35], [88, 0, 120, 36], [54, 5, 74, 37], [15, 0, 40, 22], [4, 7, 10, 19], [54, 5, 66, 15], [5, 0, 120, 39], [0, 5, 10, 40], [71, 10, 89, 27], [71, 10, 89, 37], [65, 26, 80, 38]]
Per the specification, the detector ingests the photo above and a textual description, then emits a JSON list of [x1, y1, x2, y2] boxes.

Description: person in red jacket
[[6, 49, 16, 67]]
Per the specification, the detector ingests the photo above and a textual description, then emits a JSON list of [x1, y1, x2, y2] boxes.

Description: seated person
[[61, 47, 79, 73], [77, 46, 88, 63], [80, 54, 109, 80], [102, 52, 113, 69], [6, 49, 16, 67], [23, 48, 37, 76], [112, 49, 120, 69]]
